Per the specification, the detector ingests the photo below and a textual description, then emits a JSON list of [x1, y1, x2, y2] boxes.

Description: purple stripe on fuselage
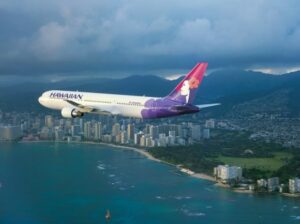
[[141, 98, 199, 119]]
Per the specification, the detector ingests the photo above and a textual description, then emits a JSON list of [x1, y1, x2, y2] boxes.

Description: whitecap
[[291, 216, 300, 220], [97, 165, 105, 170], [181, 208, 206, 217], [174, 196, 184, 200], [156, 196, 165, 200], [174, 196, 191, 200], [187, 212, 206, 217]]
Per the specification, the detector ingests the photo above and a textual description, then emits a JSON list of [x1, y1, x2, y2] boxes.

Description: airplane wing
[[64, 100, 113, 115], [196, 103, 221, 109]]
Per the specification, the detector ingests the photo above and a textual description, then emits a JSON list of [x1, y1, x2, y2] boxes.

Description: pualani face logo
[[50, 92, 83, 100], [180, 77, 200, 103]]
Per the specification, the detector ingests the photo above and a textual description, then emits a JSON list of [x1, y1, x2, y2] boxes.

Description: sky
[[1, 0, 300, 80]]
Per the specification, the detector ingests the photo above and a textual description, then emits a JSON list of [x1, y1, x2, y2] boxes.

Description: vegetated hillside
[[197, 69, 282, 100], [217, 71, 300, 117]]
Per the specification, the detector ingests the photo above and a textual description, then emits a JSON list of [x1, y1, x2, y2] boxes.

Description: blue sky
[[1, 0, 300, 79]]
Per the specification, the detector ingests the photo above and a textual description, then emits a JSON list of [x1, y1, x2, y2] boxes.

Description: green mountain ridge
[[0, 69, 299, 117]]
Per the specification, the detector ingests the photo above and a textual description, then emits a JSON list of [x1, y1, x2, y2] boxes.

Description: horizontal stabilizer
[[196, 103, 221, 109]]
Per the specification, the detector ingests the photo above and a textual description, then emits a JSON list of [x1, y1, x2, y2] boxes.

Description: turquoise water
[[0, 142, 299, 223]]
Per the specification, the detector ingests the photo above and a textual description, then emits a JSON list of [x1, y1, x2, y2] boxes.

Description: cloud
[[0, 0, 300, 77]]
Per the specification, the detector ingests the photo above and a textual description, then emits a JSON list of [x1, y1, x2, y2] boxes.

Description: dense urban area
[[0, 110, 300, 197]]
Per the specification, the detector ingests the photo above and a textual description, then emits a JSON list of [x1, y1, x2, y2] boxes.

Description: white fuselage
[[38, 90, 159, 118]]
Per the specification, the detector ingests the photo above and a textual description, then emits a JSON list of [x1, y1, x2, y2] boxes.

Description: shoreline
[[17, 140, 300, 196], [80, 142, 216, 182], [20, 139, 216, 182]]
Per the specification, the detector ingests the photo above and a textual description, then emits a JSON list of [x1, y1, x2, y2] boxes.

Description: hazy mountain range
[[1, 69, 299, 117]]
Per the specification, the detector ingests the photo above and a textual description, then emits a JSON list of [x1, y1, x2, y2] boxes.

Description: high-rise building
[[289, 178, 300, 193], [127, 124, 135, 141], [54, 127, 64, 141], [83, 121, 92, 140], [205, 119, 215, 128], [112, 123, 120, 137], [257, 179, 268, 188], [102, 134, 112, 143], [79, 118, 84, 132], [158, 133, 167, 147], [144, 124, 151, 135], [177, 124, 183, 138], [121, 131, 127, 144], [168, 136, 176, 146], [21, 121, 29, 133], [203, 128, 210, 139], [134, 132, 143, 145], [45, 115, 54, 128], [191, 124, 201, 141], [65, 119, 72, 129], [59, 119, 65, 127], [71, 125, 81, 136], [214, 165, 242, 182], [145, 137, 153, 147], [168, 124, 178, 136], [267, 177, 279, 192], [158, 124, 170, 136], [40, 126, 52, 140], [94, 122, 102, 140], [0, 125, 22, 141], [115, 133, 122, 143], [168, 130, 176, 137], [140, 135, 146, 147], [150, 125, 159, 139]]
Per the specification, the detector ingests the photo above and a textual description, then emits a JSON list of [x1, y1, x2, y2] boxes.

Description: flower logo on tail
[[188, 77, 200, 89]]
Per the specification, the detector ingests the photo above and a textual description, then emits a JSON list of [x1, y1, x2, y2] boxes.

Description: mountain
[[0, 75, 178, 112], [222, 71, 300, 117], [0, 69, 299, 117]]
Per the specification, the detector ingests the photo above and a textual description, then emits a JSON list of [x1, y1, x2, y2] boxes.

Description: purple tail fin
[[167, 63, 208, 104]]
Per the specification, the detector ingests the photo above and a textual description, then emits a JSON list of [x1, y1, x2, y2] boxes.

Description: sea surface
[[0, 142, 299, 224]]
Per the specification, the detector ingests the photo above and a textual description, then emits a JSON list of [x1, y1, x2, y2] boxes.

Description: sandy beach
[[92, 142, 216, 182]]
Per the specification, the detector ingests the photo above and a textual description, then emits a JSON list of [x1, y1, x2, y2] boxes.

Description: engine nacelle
[[61, 107, 84, 118]]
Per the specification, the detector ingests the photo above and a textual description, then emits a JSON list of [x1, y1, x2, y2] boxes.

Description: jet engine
[[61, 107, 84, 118]]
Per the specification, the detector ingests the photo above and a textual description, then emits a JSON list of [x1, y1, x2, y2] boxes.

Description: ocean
[[0, 142, 299, 223]]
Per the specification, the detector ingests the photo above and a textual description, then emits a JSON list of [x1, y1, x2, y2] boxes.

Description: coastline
[[20, 139, 216, 182], [18, 140, 300, 197], [74, 141, 216, 182], [18, 140, 299, 196]]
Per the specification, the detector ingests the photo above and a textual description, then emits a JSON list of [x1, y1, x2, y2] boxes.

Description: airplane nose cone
[[38, 96, 44, 105]]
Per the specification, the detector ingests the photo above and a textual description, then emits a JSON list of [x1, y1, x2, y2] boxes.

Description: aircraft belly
[[118, 105, 143, 118], [87, 104, 142, 118]]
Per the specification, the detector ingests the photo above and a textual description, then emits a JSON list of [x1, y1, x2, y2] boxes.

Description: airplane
[[38, 62, 220, 119]]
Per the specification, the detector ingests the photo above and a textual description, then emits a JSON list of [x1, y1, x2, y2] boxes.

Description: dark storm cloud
[[0, 0, 300, 76]]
